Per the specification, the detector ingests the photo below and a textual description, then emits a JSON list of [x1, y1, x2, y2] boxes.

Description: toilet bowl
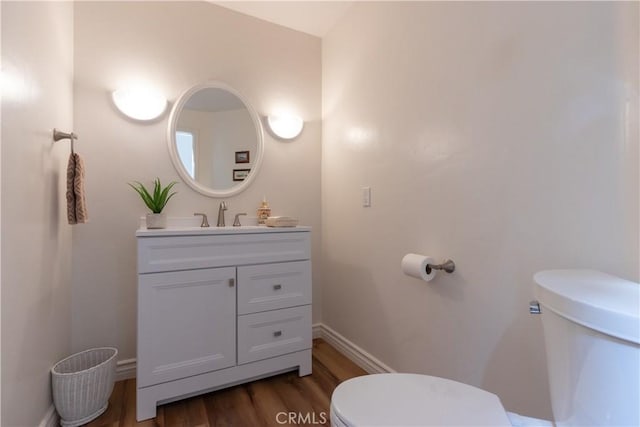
[[330, 373, 550, 427], [331, 373, 512, 426], [330, 270, 640, 427]]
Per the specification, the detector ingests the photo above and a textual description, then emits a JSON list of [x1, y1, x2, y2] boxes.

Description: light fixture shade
[[112, 87, 167, 121], [267, 115, 304, 139]]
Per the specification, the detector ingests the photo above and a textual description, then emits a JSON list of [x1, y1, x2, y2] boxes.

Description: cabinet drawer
[[138, 232, 310, 273], [238, 261, 311, 315], [237, 305, 311, 365]]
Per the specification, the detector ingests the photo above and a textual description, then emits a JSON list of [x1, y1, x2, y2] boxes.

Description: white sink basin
[[136, 217, 307, 237]]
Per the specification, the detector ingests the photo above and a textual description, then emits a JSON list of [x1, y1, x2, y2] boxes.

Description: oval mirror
[[167, 82, 264, 197]]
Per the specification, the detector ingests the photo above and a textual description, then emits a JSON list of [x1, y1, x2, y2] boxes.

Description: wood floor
[[85, 339, 367, 426]]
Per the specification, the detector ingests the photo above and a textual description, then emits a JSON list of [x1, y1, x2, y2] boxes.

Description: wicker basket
[[51, 347, 118, 427]]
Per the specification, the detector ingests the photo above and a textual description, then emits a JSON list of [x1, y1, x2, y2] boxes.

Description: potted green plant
[[129, 178, 178, 229]]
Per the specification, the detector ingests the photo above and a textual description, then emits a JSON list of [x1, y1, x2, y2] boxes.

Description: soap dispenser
[[257, 197, 271, 225]]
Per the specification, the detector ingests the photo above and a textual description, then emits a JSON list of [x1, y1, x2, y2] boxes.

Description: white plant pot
[[146, 213, 167, 229]]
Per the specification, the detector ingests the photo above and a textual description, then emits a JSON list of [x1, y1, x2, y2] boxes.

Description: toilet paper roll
[[401, 253, 436, 282]]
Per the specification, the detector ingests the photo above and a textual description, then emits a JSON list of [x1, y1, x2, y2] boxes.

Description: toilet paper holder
[[426, 259, 455, 274]]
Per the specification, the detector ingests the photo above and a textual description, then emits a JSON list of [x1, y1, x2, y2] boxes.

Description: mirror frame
[[167, 81, 264, 198]]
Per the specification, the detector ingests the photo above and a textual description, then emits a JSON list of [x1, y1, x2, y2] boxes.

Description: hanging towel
[[66, 153, 88, 224]]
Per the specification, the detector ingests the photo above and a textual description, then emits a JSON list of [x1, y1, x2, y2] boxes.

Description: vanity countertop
[[136, 225, 310, 237]]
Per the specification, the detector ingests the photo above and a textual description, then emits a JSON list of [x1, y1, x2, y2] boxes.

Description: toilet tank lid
[[534, 269, 640, 344]]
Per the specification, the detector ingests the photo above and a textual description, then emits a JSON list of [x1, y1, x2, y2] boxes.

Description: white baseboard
[[102, 323, 391, 385], [312, 322, 324, 339], [116, 357, 137, 381], [36, 325, 388, 427], [39, 405, 59, 427], [312, 323, 395, 374]]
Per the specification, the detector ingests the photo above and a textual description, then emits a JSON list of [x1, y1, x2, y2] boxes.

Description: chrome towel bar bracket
[[53, 128, 78, 153], [425, 259, 455, 274]]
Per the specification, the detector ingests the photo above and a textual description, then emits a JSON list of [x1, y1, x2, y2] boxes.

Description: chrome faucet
[[233, 213, 247, 227], [217, 201, 228, 227], [193, 213, 210, 227]]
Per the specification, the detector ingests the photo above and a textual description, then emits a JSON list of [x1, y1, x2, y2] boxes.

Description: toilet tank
[[534, 270, 640, 427]]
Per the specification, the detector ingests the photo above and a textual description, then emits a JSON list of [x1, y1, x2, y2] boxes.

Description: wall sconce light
[[267, 114, 304, 140], [112, 86, 167, 121]]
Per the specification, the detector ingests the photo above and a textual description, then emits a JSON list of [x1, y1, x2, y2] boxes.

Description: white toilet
[[330, 270, 640, 426]]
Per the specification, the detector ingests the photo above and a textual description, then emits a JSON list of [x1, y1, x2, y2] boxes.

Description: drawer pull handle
[[229, 278, 235, 287], [273, 330, 282, 337], [273, 284, 282, 290]]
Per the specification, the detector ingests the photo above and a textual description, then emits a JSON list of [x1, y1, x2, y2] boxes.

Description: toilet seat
[[330, 373, 512, 427]]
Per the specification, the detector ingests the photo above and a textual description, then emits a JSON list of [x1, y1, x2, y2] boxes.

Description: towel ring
[[53, 128, 78, 154]]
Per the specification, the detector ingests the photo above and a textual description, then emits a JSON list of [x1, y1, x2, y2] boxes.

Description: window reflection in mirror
[[176, 130, 196, 179]]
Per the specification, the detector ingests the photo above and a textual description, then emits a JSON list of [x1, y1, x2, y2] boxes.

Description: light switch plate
[[362, 186, 371, 207]]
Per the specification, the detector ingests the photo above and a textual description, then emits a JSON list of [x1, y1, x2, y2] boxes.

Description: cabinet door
[[138, 267, 236, 388]]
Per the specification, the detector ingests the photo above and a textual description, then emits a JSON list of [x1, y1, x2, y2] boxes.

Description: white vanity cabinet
[[136, 226, 312, 421]]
